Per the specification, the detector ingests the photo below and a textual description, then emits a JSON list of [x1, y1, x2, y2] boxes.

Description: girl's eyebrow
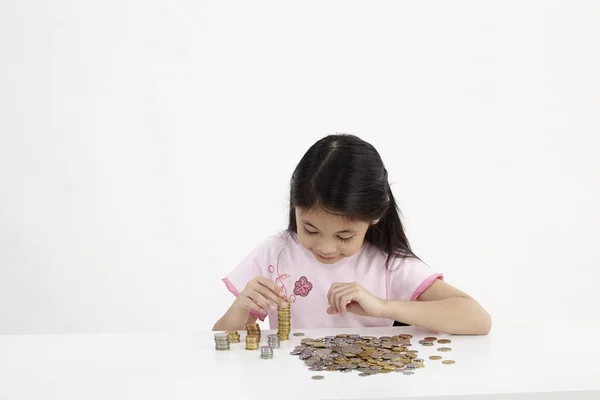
[[301, 220, 355, 234]]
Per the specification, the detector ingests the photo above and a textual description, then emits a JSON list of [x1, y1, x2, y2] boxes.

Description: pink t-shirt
[[222, 231, 442, 329]]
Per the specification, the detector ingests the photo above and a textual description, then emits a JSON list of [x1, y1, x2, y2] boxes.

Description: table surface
[[1, 322, 599, 400]]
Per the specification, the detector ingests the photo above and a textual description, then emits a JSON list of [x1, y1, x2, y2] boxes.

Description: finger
[[328, 283, 350, 314], [326, 306, 335, 314], [243, 297, 267, 315], [256, 276, 287, 300], [248, 291, 275, 312], [254, 284, 288, 307], [334, 287, 358, 316]]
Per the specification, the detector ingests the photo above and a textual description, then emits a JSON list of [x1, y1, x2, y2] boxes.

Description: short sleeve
[[387, 256, 443, 301], [221, 236, 277, 321]]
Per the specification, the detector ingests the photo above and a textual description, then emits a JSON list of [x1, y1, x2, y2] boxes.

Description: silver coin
[[403, 371, 415, 375], [358, 373, 369, 377], [311, 375, 325, 380], [293, 332, 305, 337]]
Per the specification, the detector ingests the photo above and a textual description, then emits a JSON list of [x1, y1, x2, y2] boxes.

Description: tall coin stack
[[267, 334, 280, 349], [277, 303, 291, 341], [228, 331, 240, 343], [245, 322, 261, 341], [214, 332, 230, 351], [245, 334, 260, 350], [260, 346, 273, 359]]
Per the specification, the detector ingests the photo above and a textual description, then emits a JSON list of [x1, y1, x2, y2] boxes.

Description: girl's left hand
[[326, 282, 386, 317]]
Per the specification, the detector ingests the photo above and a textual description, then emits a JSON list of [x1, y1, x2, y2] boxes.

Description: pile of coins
[[245, 334, 260, 350], [214, 332, 230, 351], [290, 333, 455, 377], [228, 331, 240, 343], [277, 303, 291, 341], [260, 346, 274, 359], [267, 334, 280, 349]]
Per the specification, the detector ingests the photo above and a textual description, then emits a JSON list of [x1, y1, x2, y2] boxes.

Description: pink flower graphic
[[293, 276, 313, 297]]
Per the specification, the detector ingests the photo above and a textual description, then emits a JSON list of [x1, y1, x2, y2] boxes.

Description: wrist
[[379, 299, 406, 320]]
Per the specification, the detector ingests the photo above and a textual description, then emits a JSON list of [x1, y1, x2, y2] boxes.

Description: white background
[[1, 0, 599, 334]]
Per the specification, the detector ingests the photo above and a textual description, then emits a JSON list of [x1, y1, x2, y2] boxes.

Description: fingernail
[[281, 301, 287, 307], [278, 290, 285, 296]]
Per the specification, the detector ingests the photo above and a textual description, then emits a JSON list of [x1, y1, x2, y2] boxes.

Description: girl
[[213, 134, 491, 335]]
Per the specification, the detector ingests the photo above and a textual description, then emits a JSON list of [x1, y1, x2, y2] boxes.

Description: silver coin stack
[[260, 345, 274, 359], [214, 332, 230, 351], [267, 334, 280, 348]]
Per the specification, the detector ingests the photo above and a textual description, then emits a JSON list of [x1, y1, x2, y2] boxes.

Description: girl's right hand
[[234, 276, 288, 314]]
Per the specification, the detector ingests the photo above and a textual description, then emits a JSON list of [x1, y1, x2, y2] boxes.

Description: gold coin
[[437, 339, 451, 344], [429, 355, 442, 360], [424, 336, 437, 341], [442, 360, 455, 365], [437, 347, 452, 352]]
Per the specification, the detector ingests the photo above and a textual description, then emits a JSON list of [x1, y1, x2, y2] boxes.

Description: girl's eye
[[302, 226, 318, 235], [338, 236, 353, 243]]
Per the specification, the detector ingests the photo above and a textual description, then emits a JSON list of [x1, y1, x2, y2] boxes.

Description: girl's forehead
[[296, 206, 367, 228]]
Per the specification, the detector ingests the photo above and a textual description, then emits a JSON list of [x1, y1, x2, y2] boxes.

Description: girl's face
[[295, 206, 374, 264]]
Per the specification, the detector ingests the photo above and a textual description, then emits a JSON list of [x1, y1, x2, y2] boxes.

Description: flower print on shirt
[[293, 276, 313, 297], [268, 249, 297, 303]]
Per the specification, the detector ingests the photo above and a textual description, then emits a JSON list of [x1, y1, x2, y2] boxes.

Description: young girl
[[213, 134, 491, 335]]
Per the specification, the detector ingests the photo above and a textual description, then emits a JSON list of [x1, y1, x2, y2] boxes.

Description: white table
[[1, 322, 599, 400]]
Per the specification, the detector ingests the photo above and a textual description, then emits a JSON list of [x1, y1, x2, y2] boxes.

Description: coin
[[358, 373, 369, 377], [437, 347, 452, 352], [442, 360, 455, 365], [311, 375, 325, 380], [429, 355, 442, 360], [437, 339, 452, 344], [403, 371, 415, 375], [293, 332, 305, 337], [424, 336, 437, 341]]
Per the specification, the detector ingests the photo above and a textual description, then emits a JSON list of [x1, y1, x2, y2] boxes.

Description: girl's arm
[[381, 280, 491, 335], [213, 302, 257, 331]]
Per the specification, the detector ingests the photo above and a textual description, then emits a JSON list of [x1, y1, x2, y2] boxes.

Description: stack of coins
[[214, 332, 230, 351], [277, 303, 291, 341], [245, 334, 260, 350], [228, 331, 240, 343], [260, 346, 274, 359], [246, 322, 261, 341], [267, 334, 280, 349]]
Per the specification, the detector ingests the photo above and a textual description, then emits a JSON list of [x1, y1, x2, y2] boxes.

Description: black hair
[[287, 133, 419, 266]]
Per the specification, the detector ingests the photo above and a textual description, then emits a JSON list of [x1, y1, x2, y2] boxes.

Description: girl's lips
[[316, 253, 337, 260]]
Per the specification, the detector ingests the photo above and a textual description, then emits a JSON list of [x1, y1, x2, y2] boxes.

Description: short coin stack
[[260, 346, 274, 359], [267, 334, 280, 349], [214, 332, 230, 351], [246, 322, 261, 341], [228, 331, 240, 343], [277, 303, 291, 341], [245, 334, 260, 350]]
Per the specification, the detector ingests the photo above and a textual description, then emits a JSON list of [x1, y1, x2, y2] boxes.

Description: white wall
[[1, 0, 599, 334]]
